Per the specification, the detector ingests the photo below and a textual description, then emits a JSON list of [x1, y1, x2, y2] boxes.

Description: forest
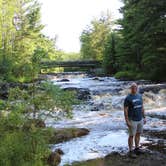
[[80, 0, 166, 81], [0, 0, 166, 166], [0, 0, 165, 82]]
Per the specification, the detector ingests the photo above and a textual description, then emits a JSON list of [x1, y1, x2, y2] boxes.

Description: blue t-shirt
[[124, 93, 143, 121]]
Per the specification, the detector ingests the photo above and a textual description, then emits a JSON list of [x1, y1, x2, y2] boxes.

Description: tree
[[11, 0, 44, 81], [0, 0, 59, 82], [116, 0, 166, 80], [80, 13, 113, 61], [103, 32, 118, 74], [0, 0, 17, 80]]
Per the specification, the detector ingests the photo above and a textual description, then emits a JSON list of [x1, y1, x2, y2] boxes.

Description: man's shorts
[[128, 120, 143, 136]]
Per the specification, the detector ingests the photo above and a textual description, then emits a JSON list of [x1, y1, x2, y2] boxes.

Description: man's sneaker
[[128, 151, 137, 159], [134, 148, 144, 155]]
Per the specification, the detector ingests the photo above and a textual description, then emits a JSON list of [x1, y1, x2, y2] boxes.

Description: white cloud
[[39, 0, 123, 52]]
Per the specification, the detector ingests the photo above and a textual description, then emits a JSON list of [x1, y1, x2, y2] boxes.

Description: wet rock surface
[[139, 84, 166, 94], [47, 149, 63, 166], [63, 87, 91, 100], [144, 130, 166, 139], [92, 77, 105, 81], [57, 79, 70, 82], [77, 88, 91, 100], [141, 141, 166, 154], [72, 151, 166, 166], [147, 113, 166, 120], [91, 103, 104, 111], [49, 128, 89, 144]]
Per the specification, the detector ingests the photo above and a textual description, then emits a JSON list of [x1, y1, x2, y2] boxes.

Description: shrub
[[0, 111, 50, 166], [0, 81, 78, 166], [114, 71, 137, 80]]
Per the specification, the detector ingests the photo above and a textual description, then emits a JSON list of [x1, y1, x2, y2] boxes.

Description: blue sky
[[39, 0, 123, 52]]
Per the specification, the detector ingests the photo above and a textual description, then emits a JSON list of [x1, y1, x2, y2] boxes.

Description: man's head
[[130, 82, 138, 94]]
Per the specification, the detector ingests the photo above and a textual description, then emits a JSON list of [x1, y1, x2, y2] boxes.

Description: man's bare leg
[[135, 132, 140, 148], [128, 136, 134, 151]]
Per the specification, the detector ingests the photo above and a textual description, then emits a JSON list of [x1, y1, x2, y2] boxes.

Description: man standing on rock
[[124, 83, 146, 157]]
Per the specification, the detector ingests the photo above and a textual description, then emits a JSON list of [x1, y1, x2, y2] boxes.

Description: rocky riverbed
[[44, 72, 166, 166]]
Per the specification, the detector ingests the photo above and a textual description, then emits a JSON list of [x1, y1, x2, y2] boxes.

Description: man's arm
[[142, 105, 146, 124], [124, 106, 131, 127]]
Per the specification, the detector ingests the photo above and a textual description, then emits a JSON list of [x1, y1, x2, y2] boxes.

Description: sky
[[39, 0, 123, 53]]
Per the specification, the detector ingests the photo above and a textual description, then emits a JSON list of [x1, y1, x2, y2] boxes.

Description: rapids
[[46, 72, 166, 166]]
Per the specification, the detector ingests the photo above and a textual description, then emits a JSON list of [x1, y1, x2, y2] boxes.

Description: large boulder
[[57, 79, 70, 82], [0, 83, 9, 99], [139, 84, 166, 94], [91, 103, 104, 111], [49, 128, 90, 144], [73, 128, 90, 137], [63, 87, 91, 100], [77, 88, 91, 100], [47, 149, 64, 166], [92, 77, 104, 81]]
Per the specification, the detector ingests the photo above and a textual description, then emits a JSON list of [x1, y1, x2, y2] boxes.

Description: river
[[45, 72, 166, 166]]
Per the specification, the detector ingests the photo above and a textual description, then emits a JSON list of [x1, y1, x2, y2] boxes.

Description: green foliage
[[0, 0, 59, 82], [38, 36, 62, 62], [80, 13, 121, 75], [41, 67, 64, 74], [103, 32, 120, 74], [0, 80, 78, 166], [0, 0, 38, 81], [61, 52, 81, 61], [80, 13, 113, 61], [0, 1, 79, 165], [116, 0, 166, 81], [6, 82, 78, 120], [0, 110, 50, 166], [114, 71, 137, 80]]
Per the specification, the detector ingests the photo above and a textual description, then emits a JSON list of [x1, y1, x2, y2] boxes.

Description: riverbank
[[71, 129, 166, 166], [72, 150, 166, 166]]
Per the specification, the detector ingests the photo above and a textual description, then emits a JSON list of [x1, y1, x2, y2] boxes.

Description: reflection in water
[[46, 73, 166, 165]]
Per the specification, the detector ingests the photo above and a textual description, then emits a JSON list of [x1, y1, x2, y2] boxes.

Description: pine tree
[[103, 32, 117, 74], [117, 0, 166, 80]]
